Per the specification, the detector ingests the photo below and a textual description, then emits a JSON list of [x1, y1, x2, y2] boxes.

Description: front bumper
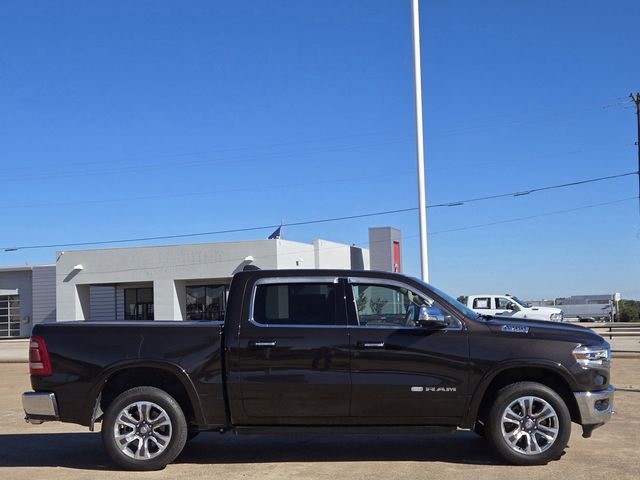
[[22, 391, 59, 424], [574, 385, 615, 437]]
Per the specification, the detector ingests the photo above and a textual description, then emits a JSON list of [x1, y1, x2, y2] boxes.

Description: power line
[[2, 166, 635, 212], [428, 98, 632, 139], [2, 170, 636, 252], [1, 144, 631, 211], [50, 197, 637, 277], [8, 137, 411, 182], [9, 130, 406, 172], [7, 97, 632, 180], [428, 171, 637, 207], [429, 197, 636, 234], [3, 207, 418, 252], [0, 172, 411, 210]]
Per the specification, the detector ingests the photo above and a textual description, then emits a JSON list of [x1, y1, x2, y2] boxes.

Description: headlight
[[573, 345, 610, 368], [550, 312, 563, 321]]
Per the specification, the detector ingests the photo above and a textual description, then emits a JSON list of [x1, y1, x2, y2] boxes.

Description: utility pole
[[632, 93, 640, 211], [411, 0, 429, 282]]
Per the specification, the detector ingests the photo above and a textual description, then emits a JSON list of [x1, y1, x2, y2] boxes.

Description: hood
[[483, 316, 603, 345]]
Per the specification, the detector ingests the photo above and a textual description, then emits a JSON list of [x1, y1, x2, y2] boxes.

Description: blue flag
[[268, 226, 282, 239]]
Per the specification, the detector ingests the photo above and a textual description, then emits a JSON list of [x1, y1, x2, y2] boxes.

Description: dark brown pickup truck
[[22, 269, 614, 470]]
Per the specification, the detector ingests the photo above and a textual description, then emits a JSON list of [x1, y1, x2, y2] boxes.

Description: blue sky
[[1, 0, 638, 299]]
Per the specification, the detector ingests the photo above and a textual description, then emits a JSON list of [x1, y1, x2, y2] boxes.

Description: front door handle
[[250, 340, 277, 348], [357, 341, 385, 349]]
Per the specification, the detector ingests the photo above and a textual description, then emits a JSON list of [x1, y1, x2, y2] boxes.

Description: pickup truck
[[22, 269, 614, 471], [460, 294, 564, 322]]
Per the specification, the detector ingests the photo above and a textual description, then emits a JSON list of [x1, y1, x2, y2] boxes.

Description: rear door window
[[472, 297, 491, 309], [253, 283, 338, 326]]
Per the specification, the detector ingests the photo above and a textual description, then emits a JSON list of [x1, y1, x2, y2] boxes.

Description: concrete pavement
[[0, 339, 28, 363]]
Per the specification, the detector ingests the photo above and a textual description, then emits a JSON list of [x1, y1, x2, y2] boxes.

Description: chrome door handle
[[358, 342, 385, 349], [251, 341, 277, 348]]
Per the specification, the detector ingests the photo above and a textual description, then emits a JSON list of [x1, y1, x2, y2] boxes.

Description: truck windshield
[[412, 278, 480, 320], [510, 296, 531, 308]]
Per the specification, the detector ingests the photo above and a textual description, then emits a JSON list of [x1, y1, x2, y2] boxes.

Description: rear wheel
[[101, 386, 188, 471], [486, 382, 571, 465]]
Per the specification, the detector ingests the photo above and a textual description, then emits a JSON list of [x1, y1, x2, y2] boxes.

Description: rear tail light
[[29, 336, 52, 376]]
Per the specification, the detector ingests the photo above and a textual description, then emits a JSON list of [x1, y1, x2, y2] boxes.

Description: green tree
[[618, 300, 640, 322]]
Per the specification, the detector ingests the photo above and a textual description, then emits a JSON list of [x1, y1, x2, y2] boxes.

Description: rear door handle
[[250, 341, 277, 348], [357, 341, 385, 349]]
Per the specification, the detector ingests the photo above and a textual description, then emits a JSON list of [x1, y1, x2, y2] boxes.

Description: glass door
[[0, 295, 20, 338]]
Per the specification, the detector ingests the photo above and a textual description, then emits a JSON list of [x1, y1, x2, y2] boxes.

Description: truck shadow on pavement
[[0, 431, 512, 470]]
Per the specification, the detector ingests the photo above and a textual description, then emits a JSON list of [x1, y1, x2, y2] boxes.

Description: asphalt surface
[[1, 360, 639, 480]]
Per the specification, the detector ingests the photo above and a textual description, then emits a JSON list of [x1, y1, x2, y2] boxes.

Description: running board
[[233, 425, 455, 436]]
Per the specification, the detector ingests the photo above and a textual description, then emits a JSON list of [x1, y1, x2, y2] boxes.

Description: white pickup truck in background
[[459, 294, 565, 322]]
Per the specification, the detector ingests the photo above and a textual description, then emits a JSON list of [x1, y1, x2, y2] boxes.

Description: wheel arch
[[84, 360, 206, 428], [465, 361, 580, 428]]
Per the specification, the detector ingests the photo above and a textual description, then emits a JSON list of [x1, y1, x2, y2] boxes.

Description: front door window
[[351, 283, 459, 328], [496, 297, 519, 311]]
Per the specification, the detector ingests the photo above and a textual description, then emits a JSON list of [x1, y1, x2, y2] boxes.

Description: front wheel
[[101, 386, 188, 471], [486, 382, 571, 465]]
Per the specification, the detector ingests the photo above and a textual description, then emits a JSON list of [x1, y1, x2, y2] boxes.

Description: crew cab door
[[347, 278, 470, 424], [233, 276, 350, 424]]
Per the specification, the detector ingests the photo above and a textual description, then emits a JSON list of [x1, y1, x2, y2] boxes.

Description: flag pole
[[411, 0, 430, 282]]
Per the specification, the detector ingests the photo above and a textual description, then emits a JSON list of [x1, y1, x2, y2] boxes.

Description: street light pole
[[631, 93, 640, 211], [411, 0, 429, 282]]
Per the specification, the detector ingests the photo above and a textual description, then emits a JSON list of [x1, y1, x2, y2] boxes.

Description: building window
[[186, 285, 226, 321], [124, 288, 154, 320], [0, 295, 20, 338]]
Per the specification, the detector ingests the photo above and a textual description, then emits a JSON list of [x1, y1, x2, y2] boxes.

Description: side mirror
[[416, 306, 448, 329]]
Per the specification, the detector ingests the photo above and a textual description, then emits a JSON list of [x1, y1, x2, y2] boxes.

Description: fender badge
[[501, 324, 529, 333]]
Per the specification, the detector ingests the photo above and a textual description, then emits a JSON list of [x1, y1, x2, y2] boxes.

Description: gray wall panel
[[32, 266, 56, 326], [90, 285, 116, 321]]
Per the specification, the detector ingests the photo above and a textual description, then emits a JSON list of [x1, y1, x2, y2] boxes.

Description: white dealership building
[[55, 227, 401, 324], [0, 227, 402, 336]]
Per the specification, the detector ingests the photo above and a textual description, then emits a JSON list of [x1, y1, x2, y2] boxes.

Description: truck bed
[[30, 321, 226, 428]]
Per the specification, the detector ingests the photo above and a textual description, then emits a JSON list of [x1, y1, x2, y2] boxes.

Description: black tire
[[101, 386, 188, 471], [485, 381, 571, 465]]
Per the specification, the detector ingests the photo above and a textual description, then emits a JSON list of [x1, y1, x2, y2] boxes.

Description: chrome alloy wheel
[[500, 395, 559, 455], [113, 401, 172, 460]]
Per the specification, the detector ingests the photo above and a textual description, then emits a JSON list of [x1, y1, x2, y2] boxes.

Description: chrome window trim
[[249, 276, 345, 329], [347, 277, 463, 332], [254, 276, 340, 286], [347, 324, 462, 331]]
